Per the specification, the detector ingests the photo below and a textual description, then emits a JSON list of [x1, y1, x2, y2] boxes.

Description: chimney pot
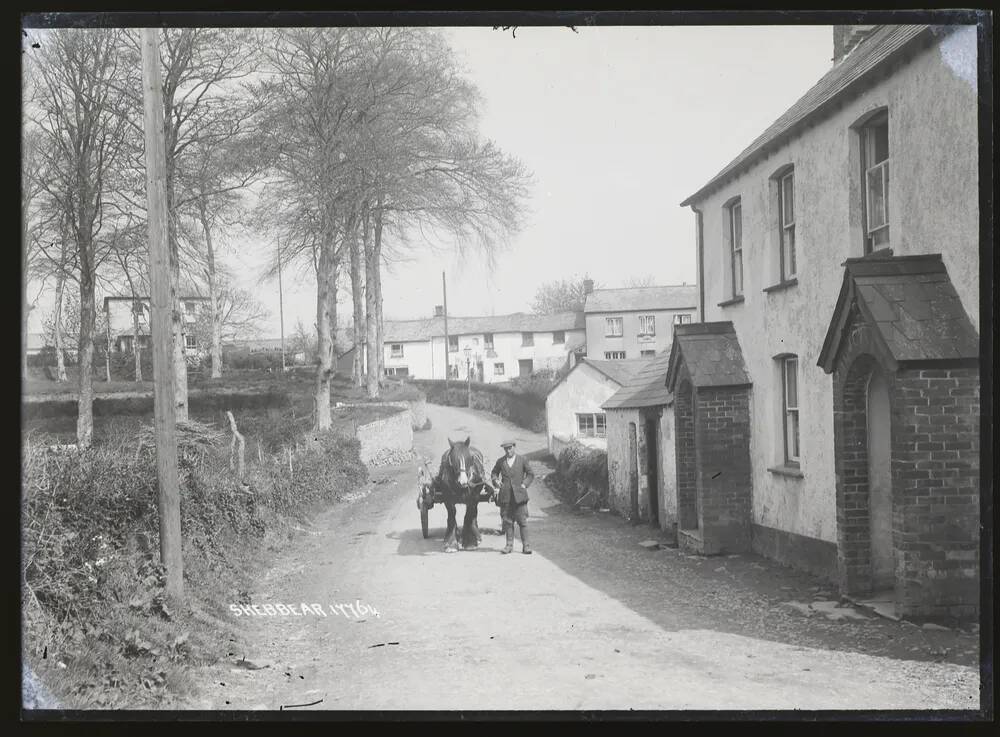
[[583, 279, 594, 295], [434, 305, 444, 317]]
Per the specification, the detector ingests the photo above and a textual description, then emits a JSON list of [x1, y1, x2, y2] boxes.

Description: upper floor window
[[494, 362, 505, 376], [638, 315, 655, 336], [780, 355, 800, 464], [184, 334, 197, 350], [605, 317, 623, 337], [448, 335, 458, 352], [778, 169, 796, 279], [552, 330, 565, 344], [861, 113, 889, 253], [390, 343, 403, 358], [483, 333, 494, 350], [728, 199, 743, 297], [673, 313, 692, 325], [521, 332, 534, 347]]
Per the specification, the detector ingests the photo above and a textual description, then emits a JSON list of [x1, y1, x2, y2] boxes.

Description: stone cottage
[[677, 24, 980, 620]]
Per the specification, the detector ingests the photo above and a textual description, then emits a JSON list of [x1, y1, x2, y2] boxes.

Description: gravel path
[[183, 404, 982, 712]]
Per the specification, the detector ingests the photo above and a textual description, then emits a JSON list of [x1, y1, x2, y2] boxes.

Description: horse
[[423, 436, 491, 552]]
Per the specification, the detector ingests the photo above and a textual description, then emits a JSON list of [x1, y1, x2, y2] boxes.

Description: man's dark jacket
[[491, 454, 534, 506]]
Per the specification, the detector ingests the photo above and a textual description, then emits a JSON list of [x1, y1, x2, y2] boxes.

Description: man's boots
[[519, 523, 532, 555], [501, 523, 514, 554]]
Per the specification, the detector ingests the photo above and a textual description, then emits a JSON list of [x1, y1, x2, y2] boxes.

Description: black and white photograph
[[19, 11, 991, 718]]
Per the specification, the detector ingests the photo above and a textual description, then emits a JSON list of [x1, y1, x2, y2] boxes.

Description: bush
[[27, 346, 79, 368], [224, 350, 284, 372], [110, 350, 154, 382], [548, 441, 609, 507]]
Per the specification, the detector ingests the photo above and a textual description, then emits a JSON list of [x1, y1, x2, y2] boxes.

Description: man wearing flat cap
[[491, 441, 534, 554]]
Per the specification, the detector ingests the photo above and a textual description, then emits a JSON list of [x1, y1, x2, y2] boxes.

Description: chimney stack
[[833, 25, 878, 64], [583, 278, 594, 295], [434, 305, 444, 317]]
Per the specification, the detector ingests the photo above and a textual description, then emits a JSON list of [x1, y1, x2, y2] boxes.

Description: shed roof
[[818, 254, 978, 373], [680, 24, 937, 207], [602, 349, 674, 410], [383, 311, 584, 343], [546, 357, 645, 398], [665, 322, 750, 391], [584, 285, 699, 314]]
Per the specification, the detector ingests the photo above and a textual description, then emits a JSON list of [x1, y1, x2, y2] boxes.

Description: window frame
[[640, 349, 656, 358], [778, 169, 797, 280], [483, 333, 494, 350], [860, 112, 890, 254], [781, 355, 800, 465], [605, 316, 623, 337], [448, 335, 459, 352], [576, 412, 607, 439], [521, 331, 534, 347], [184, 333, 197, 350], [494, 362, 505, 376], [552, 330, 565, 344], [728, 199, 744, 297], [673, 313, 692, 325], [390, 343, 404, 358], [638, 315, 655, 336], [604, 351, 626, 360]]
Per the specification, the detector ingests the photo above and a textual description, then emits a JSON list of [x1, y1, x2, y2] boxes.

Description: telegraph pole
[[277, 241, 286, 372], [442, 271, 449, 389], [141, 27, 183, 602]]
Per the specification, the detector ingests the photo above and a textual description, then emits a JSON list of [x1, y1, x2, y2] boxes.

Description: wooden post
[[277, 241, 286, 372], [442, 271, 449, 389], [141, 27, 184, 602]]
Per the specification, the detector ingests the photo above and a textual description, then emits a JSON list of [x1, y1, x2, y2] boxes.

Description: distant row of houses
[[547, 24, 980, 623]]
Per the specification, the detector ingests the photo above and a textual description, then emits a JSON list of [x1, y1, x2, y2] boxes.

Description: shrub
[[224, 350, 284, 372], [548, 441, 609, 507], [110, 350, 154, 382]]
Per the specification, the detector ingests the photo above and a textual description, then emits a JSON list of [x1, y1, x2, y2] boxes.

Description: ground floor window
[[577, 412, 607, 438], [184, 334, 197, 350], [494, 362, 505, 376], [605, 351, 626, 360], [384, 366, 409, 377], [640, 350, 655, 358], [781, 355, 800, 464]]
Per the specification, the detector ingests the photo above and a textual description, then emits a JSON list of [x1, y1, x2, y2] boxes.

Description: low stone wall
[[352, 406, 414, 465], [337, 399, 426, 431]]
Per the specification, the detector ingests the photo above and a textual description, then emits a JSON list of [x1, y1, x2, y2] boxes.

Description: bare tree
[[622, 274, 656, 288], [30, 29, 131, 447], [531, 277, 599, 314]]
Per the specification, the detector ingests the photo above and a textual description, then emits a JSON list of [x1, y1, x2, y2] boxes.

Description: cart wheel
[[420, 505, 429, 539]]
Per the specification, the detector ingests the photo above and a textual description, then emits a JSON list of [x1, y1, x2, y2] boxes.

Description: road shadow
[[385, 528, 500, 557], [529, 489, 978, 668]]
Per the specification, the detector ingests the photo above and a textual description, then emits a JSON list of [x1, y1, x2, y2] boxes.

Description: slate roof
[[681, 24, 938, 207], [665, 322, 750, 391], [602, 349, 674, 410], [383, 311, 584, 343], [583, 358, 648, 387], [584, 286, 699, 314], [818, 254, 978, 372]]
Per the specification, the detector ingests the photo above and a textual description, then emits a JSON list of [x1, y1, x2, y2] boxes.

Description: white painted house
[[544, 358, 646, 455], [103, 294, 210, 354], [583, 282, 699, 361], [382, 309, 585, 383]]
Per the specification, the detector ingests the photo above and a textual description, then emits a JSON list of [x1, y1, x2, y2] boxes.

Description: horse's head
[[446, 436, 474, 488]]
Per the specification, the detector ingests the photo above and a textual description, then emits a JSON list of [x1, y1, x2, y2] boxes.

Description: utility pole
[[277, 241, 286, 372], [141, 27, 183, 603], [442, 270, 449, 389]]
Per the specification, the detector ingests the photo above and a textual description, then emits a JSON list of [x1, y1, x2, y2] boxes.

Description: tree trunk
[[77, 241, 96, 449], [166, 176, 188, 421], [104, 313, 111, 382], [350, 208, 365, 388], [364, 210, 379, 399], [314, 236, 335, 431], [53, 273, 68, 383], [132, 302, 143, 382], [373, 199, 385, 389], [199, 198, 223, 379], [21, 212, 30, 384]]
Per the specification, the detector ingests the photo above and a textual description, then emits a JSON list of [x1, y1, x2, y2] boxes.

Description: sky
[[26, 24, 836, 338]]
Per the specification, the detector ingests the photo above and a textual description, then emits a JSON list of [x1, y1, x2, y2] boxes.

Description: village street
[[186, 404, 981, 712]]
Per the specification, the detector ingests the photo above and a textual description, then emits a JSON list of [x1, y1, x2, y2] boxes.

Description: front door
[[867, 369, 894, 592], [518, 358, 533, 377], [646, 417, 660, 526]]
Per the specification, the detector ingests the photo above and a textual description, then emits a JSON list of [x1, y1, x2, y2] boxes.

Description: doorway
[[867, 368, 894, 594], [518, 358, 533, 377], [628, 422, 640, 523], [645, 416, 660, 526]]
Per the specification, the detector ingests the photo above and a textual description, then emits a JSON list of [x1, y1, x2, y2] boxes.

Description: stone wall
[[337, 399, 426, 431], [353, 406, 413, 465]]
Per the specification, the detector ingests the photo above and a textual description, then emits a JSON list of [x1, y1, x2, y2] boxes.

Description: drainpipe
[[692, 206, 705, 322]]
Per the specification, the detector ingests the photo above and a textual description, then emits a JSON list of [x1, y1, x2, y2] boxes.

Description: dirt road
[[186, 404, 981, 711]]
